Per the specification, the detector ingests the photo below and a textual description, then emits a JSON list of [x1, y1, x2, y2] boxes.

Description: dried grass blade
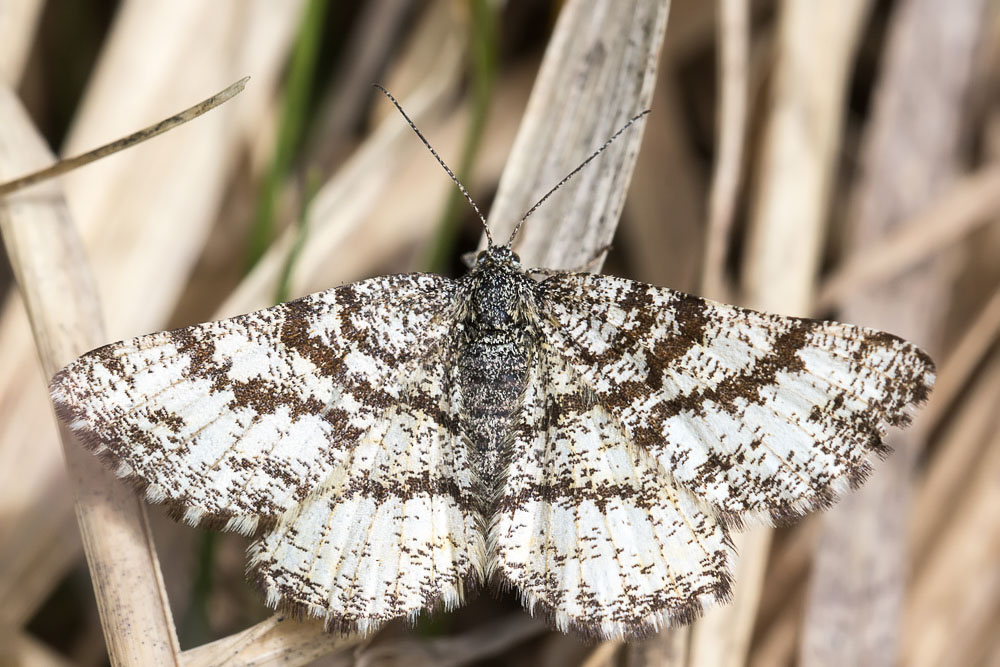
[[0, 77, 249, 197], [0, 84, 181, 665], [487, 0, 671, 270], [900, 424, 1000, 666], [701, 0, 749, 302], [817, 164, 1000, 311], [908, 350, 1000, 569], [798, 0, 988, 663], [916, 285, 1000, 432], [353, 615, 545, 667], [0, 627, 76, 667], [689, 3, 873, 666], [0, 0, 43, 85], [183, 616, 364, 667], [0, 3, 307, 640]]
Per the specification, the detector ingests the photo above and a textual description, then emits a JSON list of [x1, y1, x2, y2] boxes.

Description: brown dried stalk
[[488, 0, 670, 271], [0, 83, 181, 665], [1, 8, 308, 666], [686, 3, 874, 666], [0, 0, 43, 85], [701, 0, 749, 303], [799, 0, 987, 663], [901, 422, 1000, 666], [817, 164, 1000, 311], [0, 6, 308, 656], [909, 349, 1000, 569], [0, 78, 249, 197]]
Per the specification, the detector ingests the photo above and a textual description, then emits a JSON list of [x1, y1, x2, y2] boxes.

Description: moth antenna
[[374, 84, 494, 247], [505, 109, 651, 249]]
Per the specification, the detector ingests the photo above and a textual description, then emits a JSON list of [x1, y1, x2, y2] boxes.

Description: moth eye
[[477, 251, 487, 260], [511, 252, 521, 262]]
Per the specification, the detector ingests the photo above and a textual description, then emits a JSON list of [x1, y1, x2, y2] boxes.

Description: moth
[[49, 90, 934, 639]]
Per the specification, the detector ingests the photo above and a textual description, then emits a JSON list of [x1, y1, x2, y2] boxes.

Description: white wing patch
[[249, 362, 485, 632], [49, 274, 457, 531], [540, 273, 935, 524], [489, 351, 733, 639]]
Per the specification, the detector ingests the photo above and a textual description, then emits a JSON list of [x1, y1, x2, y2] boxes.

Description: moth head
[[474, 245, 522, 270]]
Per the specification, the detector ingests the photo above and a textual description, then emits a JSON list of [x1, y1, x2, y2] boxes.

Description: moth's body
[[47, 105, 935, 640], [455, 247, 536, 481]]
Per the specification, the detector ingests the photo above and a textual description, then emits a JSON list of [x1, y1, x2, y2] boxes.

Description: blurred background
[[0, 0, 998, 665]]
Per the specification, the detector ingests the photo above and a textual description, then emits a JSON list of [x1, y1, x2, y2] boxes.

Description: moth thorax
[[469, 274, 528, 332]]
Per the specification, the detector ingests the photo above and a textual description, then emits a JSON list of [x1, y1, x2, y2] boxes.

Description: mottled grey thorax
[[456, 248, 536, 482]]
